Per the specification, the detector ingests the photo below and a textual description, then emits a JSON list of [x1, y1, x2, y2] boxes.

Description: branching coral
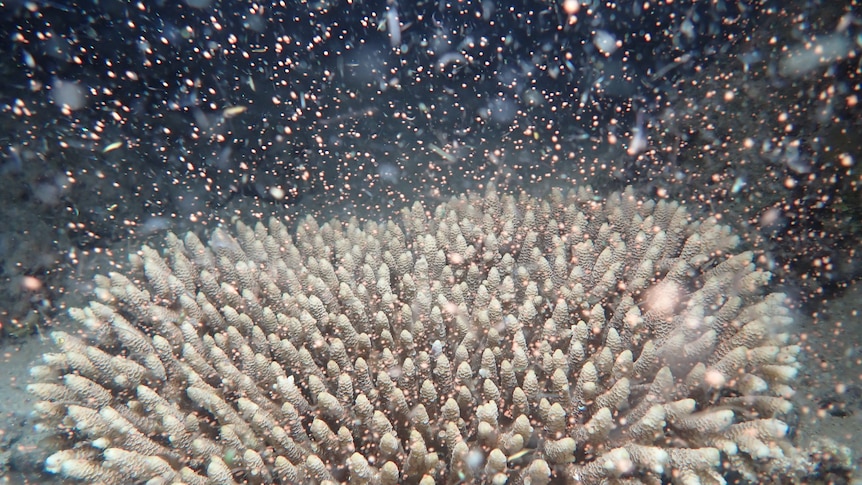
[[29, 185, 803, 484]]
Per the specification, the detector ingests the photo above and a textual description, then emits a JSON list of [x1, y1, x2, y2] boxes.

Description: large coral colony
[[29, 184, 802, 484]]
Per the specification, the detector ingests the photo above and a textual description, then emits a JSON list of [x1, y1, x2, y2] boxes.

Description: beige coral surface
[[28, 185, 803, 484]]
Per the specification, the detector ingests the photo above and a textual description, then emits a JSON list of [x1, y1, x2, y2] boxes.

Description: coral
[[29, 185, 804, 484]]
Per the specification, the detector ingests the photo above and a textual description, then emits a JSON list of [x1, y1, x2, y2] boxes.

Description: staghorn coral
[[29, 185, 804, 484]]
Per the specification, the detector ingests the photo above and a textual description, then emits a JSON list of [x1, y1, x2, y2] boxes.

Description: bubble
[[50, 79, 87, 111], [593, 30, 619, 56], [377, 162, 401, 184], [483, 98, 517, 125]]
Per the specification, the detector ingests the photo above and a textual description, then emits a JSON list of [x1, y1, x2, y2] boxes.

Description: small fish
[[386, 7, 401, 48], [507, 447, 536, 462], [222, 105, 248, 118], [102, 141, 123, 153], [428, 143, 456, 164], [22, 50, 36, 69]]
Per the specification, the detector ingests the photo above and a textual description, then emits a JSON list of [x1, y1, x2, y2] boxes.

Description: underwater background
[[0, 0, 860, 482]]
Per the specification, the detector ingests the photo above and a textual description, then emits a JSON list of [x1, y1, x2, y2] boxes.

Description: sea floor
[[792, 281, 862, 483]]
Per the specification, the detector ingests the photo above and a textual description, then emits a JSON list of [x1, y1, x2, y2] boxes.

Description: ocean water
[[0, 0, 859, 483]]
